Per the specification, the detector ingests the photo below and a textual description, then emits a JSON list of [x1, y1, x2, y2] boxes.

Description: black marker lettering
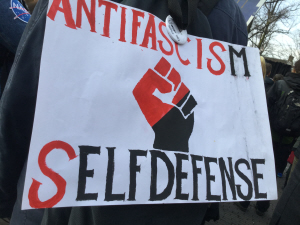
[[191, 154, 203, 200], [76, 146, 100, 201], [128, 150, 148, 201], [251, 158, 267, 199], [228, 46, 250, 77], [219, 157, 236, 200], [105, 147, 125, 201], [205, 157, 221, 201], [175, 153, 189, 200], [235, 159, 253, 200], [149, 150, 175, 201]]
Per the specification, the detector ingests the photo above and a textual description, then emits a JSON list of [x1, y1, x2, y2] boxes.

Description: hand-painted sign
[[236, 0, 266, 25], [22, 0, 277, 210], [10, 0, 30, 23]]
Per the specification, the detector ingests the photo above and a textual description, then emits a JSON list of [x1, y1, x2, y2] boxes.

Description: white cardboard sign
[[22, 0, 277, 209]]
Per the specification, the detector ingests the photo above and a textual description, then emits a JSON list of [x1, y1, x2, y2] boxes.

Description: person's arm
[[0, 1, 29, 53], [0, 0, 47, 218], [24, 0, 39, 14]]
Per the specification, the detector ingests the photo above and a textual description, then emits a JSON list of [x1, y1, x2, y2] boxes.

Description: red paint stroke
[[28, 141, 77, 208]]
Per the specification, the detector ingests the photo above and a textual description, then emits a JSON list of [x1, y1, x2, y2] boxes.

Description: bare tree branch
[[248, 0, 300, 58]]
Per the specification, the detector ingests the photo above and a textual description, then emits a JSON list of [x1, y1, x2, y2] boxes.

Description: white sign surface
[[23, 0, 277, 209]]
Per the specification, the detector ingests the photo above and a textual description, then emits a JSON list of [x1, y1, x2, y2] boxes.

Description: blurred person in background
[[264, 63, 274, 93], [267, 60, 300, 178], [270, 136, 300, 225], [269, 61, 300, 225], [273, 74, 284, 82], [261, 56, 266, 79]]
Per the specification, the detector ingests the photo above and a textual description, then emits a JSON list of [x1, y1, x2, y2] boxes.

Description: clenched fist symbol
[[133, 57, 197, 152]]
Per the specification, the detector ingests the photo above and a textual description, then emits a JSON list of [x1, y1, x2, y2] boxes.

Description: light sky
[[261, 0, 300, 60]]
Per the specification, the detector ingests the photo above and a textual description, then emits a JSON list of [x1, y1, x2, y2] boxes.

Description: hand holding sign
[[133, 57, 197, 152]]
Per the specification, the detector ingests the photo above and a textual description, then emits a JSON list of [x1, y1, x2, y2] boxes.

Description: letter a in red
[[47, 0, 76, 29], [140, 14, 157, 50]]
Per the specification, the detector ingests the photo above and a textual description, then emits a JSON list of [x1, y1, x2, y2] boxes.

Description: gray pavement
[[0, 177, 285, 225]]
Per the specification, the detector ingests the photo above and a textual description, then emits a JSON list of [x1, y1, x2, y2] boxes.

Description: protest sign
[[22, 0, 277, 209]]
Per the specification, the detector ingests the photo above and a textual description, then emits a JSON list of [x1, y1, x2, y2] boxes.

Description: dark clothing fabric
[[207, 0, 248, 46], [0, 1, 29, 53], [0, 50, 14, 98], [273, 140, 294, 174], [0, 0, 247, 224], [41, 204, 209, 225], [240, 200, 270, 213], [295, 148, 300, 159], [270, 154, 300, 225], [284, 72, 300, 91], [204, 203, 220, 222], [10, 162, 44, 225], [0, 0, 29, 218], [256, 201, 270, 213], [294, 137, 300, 159], [264, 76, 274, 93], [266, 73, 299, 141], [0, 0, 44, 219], [266, 73, 300, 108], [266, 73, 298, 173], [0, 0, 29, 97]]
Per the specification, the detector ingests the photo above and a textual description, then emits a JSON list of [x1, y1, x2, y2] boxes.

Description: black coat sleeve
[[266, 81, 280, 107], [0, 0, 48, 217]]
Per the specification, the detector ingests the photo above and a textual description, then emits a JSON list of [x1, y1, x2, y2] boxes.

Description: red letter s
[[207, 41, 226, 76], [28, 141, 77, 208]]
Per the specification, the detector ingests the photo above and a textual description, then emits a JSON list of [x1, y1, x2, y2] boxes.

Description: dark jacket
[[270, 145, 300, 225], [207, 0, 248, 45], [0, 0, 29, 218], [0, 0, 29, 98], [267, 72, 300, 109], [293, 136, 300, 159], [267, 72, 300, 142], [0, 0, 247, 223], [0, 1, 44, 219], [264, 76, 274, 93]]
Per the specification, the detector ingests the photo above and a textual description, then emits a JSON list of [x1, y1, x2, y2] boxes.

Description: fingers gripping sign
[[133, 57, 197, 152]]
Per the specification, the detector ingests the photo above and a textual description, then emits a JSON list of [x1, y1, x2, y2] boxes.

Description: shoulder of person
[[207, 0, 248, 45]]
